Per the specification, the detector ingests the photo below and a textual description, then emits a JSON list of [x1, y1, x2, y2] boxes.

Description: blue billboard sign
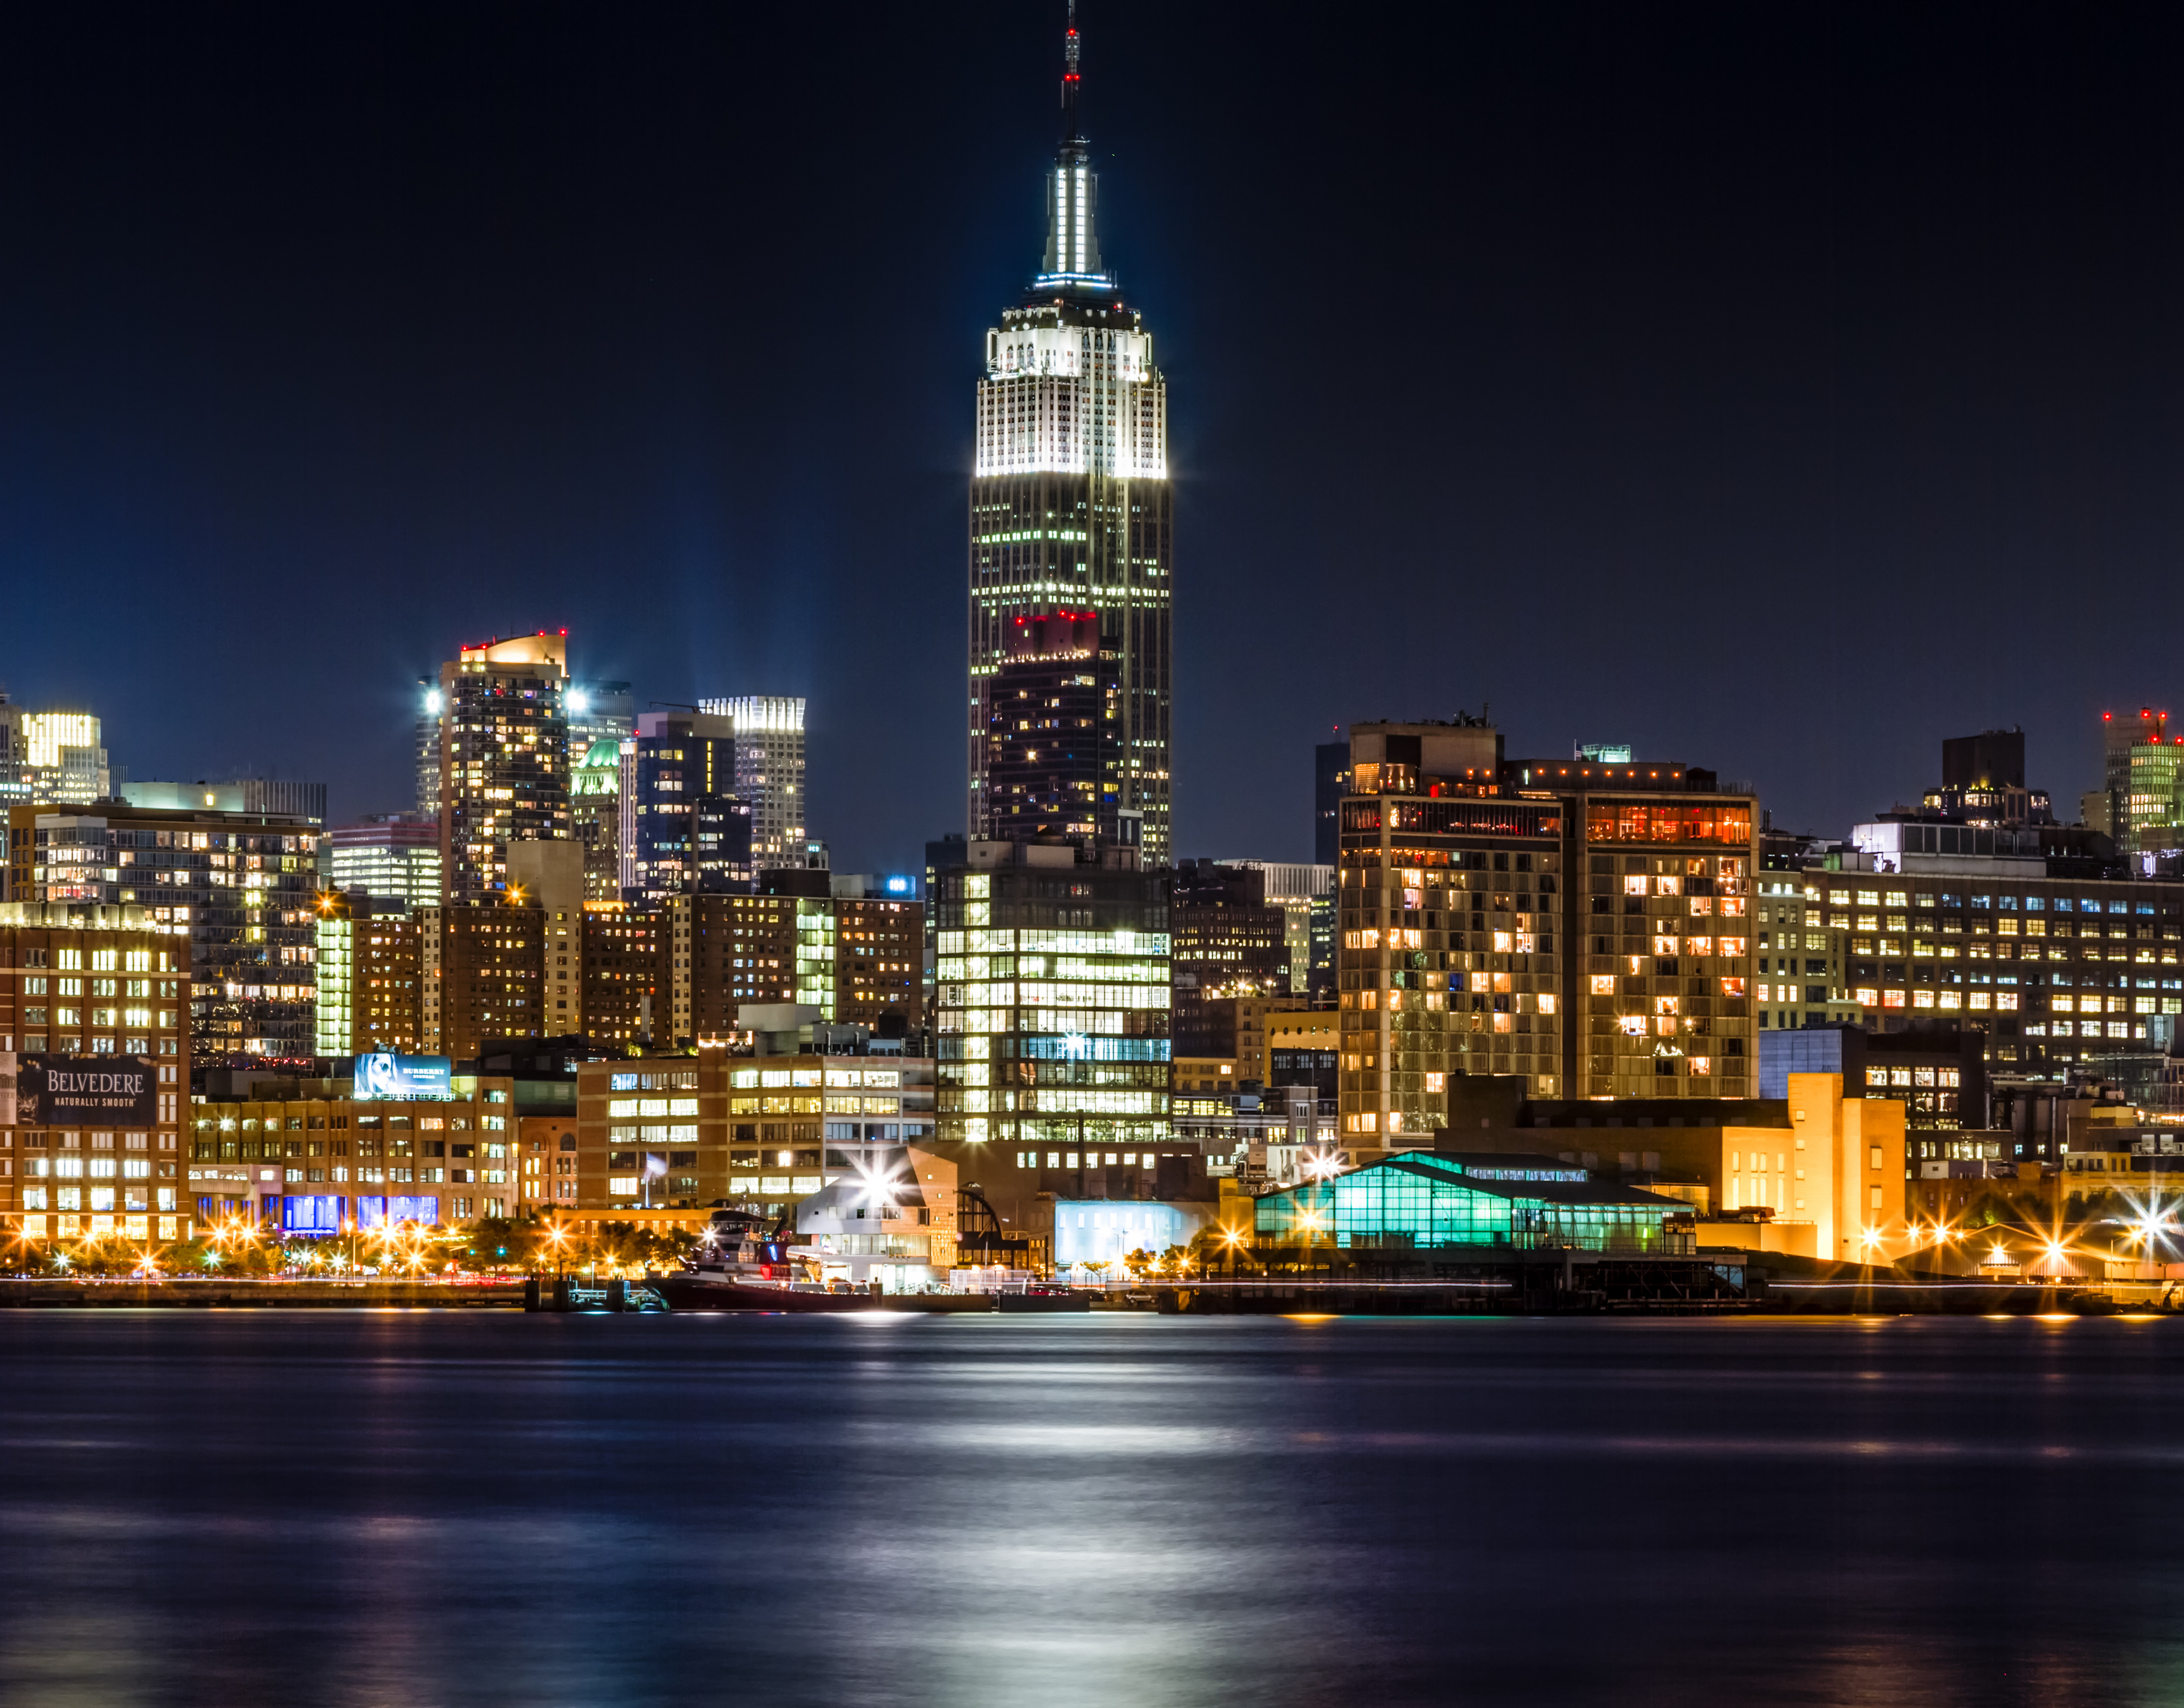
[[282, 1196, 346, 1236], [353, 1053, 453, 1102], [357, 1195, 443, 1229]]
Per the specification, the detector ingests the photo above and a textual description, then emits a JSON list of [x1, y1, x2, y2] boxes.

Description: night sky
[[4, 2, 2180, 869]]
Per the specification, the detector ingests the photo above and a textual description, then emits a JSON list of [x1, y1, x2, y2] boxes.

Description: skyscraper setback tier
[[969, 9, 1170, 863]]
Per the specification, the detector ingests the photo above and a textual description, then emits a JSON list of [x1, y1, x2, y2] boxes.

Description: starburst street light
[[850, 1153, 909, 1215]]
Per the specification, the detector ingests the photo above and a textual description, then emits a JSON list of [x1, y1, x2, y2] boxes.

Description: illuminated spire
[[1038, 0, 1109, 290], [1061, 0, 1083, 146]]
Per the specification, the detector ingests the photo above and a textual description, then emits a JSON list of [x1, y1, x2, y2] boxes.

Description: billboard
[[352, 1053, 453, 1102], [357, 1195, 443, 1229], [13, 1055, 158, 1128], [282, 1195, 347, 1236]]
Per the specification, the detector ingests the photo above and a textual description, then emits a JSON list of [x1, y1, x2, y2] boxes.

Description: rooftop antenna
[[1062, 0, 1082, 142]]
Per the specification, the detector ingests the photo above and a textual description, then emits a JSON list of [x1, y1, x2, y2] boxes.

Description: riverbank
[[0, 1279, 528, 1308]]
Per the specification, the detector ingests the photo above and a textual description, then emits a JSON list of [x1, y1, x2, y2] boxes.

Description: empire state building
[[969, 4, 1171, 864]]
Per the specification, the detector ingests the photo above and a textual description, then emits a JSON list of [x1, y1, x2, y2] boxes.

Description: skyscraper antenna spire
[[1061, 0, 1083, 146]]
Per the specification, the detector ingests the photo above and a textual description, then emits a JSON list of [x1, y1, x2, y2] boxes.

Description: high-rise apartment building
[[569, 737, 624, 903], [696, 696, 806, 865], [1170, 861, 1292, 1058], [414, 678, 442, 820], [932, 839, 1169, 1152], [1831, 816, 2184, 1071], [1315, 740, 1349, 869], [581, 905, 665, 1050], [619, 712, 754, 902], [968, 14, 1171, 864], [507, 840, 585, 1038], [1227, 860, 1333, 996], [832, 892, 925, 1030], [327, 817, 441, 914], [2090, 709, 2184, 857], [18, 712, 110, 805], [0, 903, 191, 1248], [419, 903, 545, 1061], [567, 680, 636, 760], [664, 891, 804, 1046], [1336, 721, 1759, 1146], [431, 634, 571, 904], [313, 891, 423, 1055], [7, 803, 319, 1067]]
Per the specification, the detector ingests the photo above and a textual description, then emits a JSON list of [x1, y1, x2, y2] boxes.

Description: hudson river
[[2, 1311, 2180, 1706]]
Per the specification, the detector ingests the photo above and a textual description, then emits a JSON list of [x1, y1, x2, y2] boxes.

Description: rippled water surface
[[2, 1310, 2181, 1706]]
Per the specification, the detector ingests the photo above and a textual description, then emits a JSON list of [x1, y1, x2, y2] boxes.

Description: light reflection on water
[[1, 1313, 2182, 1706]]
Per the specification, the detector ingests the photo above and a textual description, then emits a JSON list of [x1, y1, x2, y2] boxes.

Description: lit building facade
[[833, 894, 925, 1030], [432, 633, 571, 904], [567, 680, 635, 760], [574, 1050, 936, 1219], [313, 893, 423, 1056], [1337, 721, 1759, 1145], [969, 15, 1170, 863], [0, 905, 190, 1248], [664, 891, 805, 1044], [1754, 869, 1856, 1033], [1921, 727, 2052, 828], [7, 803, 319, 1067], [122, 780, 326, 822], [933, 840, 1169, 1154], [19, 711, 109, 805], [696, 695, 806, 866], [1256, 1153, 1691, 1258], [618, 712, 753, 903], [1170, 861, 1291, 1058], [327, 818, 441, 915], [980, 612, 1113, 840], [419, 904, 544, 1061], [188, 1072, 518, 1229], [1810, 820, 2184, 1071], [1228, 861, 1334, 996], [569, 737, 623, 903], [2095, 709, 2184, 857], [581, 905, 665, 1050]]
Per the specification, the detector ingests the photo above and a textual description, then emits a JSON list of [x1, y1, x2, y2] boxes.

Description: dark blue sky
[[4, 2, 2180, 868]]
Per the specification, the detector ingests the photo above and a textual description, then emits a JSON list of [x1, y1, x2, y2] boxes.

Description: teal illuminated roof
[[1255, 1152, 1686, 1255]]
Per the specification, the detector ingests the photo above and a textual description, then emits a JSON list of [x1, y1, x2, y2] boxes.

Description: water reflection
[[0, 1314, 2180, 1706]]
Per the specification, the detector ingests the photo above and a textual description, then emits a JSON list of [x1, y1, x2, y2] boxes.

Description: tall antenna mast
[[1061, 0, 1083, 145]]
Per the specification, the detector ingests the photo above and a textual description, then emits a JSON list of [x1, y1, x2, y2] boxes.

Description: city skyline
[[6, 4, 2184, 871]]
